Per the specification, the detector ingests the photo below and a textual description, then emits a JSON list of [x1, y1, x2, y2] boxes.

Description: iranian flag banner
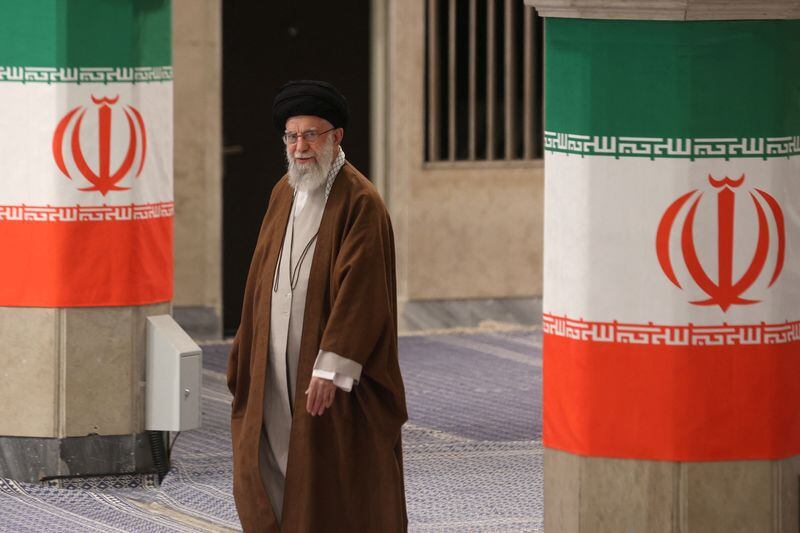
[[0, 1, 172, 307], [543, 19, 800, 461]]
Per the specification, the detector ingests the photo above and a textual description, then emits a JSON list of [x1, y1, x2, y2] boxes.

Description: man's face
[[284, 115, 342, 192]]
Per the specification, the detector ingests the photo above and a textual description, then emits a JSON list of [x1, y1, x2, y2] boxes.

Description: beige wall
[[172, 0, 222, 318], [386, 0, 544, 303], [407, 164, 543, 299]]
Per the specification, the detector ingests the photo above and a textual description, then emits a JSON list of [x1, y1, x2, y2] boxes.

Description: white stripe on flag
[[543, 151, 800, 325], [0, 81, 172, 206]]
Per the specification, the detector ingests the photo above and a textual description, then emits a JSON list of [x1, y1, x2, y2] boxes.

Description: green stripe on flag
[[0, 0, 171, 68], [546, 19, 800, 139]]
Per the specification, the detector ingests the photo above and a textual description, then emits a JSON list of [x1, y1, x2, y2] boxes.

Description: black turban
[[272, 80, 349, 132]]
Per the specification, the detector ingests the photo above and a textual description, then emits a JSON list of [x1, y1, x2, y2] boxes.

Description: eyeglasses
[[282, 127, 335, 145]]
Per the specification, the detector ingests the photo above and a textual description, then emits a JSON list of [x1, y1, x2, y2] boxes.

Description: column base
[[545, 448, 800, 533], [0, 433, 163, 484]]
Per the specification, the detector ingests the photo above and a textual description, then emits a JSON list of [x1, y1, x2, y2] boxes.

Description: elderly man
[[226, 80, 408, 532]]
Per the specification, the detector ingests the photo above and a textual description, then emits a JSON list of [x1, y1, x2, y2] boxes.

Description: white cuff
[[312, 369, 355, 392], [312, 350, 363, 393]]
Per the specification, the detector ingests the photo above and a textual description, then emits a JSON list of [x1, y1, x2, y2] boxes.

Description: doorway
[[222, 2, 372, 335]]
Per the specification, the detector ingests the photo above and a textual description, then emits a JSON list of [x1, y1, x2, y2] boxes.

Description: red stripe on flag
[[543, 333, 800, 461], [0, 218, 172, 307]]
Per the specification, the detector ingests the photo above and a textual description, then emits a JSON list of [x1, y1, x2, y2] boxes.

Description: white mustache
[[294, 151, 315, 159]]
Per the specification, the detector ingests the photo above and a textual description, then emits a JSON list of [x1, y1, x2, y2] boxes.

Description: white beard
[[286, 137, 336, 192]]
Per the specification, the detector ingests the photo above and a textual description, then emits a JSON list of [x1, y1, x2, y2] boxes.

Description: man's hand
[[305, 377, 337, 416]]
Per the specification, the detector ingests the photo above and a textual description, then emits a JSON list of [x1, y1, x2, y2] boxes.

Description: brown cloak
[[227, 162, 408, 532]]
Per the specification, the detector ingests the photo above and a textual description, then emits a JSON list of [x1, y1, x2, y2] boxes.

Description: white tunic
[[258, 149, 362, 523]]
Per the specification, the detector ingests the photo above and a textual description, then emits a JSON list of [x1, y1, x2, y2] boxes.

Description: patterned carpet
[[0, 328, 544, 532]]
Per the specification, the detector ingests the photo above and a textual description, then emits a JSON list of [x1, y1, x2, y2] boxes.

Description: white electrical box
[[145, 315, 203, 431]]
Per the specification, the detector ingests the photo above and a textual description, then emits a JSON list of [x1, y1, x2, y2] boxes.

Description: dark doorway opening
[[222, 2, 372, 335]]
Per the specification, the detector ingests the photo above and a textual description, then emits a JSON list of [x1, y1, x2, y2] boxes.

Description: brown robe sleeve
[[318, 191, 395, 367], [226, 333, 240, 396], [314, 179, 407, 452], [226, 182, 282, 406]]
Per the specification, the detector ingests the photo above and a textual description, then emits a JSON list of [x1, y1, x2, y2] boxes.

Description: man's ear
[[334, 127, 344, 146]]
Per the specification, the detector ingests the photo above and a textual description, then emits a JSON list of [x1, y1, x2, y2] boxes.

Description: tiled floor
[[0, 327, 543, 532]]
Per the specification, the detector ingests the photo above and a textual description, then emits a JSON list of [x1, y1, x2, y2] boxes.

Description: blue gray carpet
[[0, 328, 543, 532]]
